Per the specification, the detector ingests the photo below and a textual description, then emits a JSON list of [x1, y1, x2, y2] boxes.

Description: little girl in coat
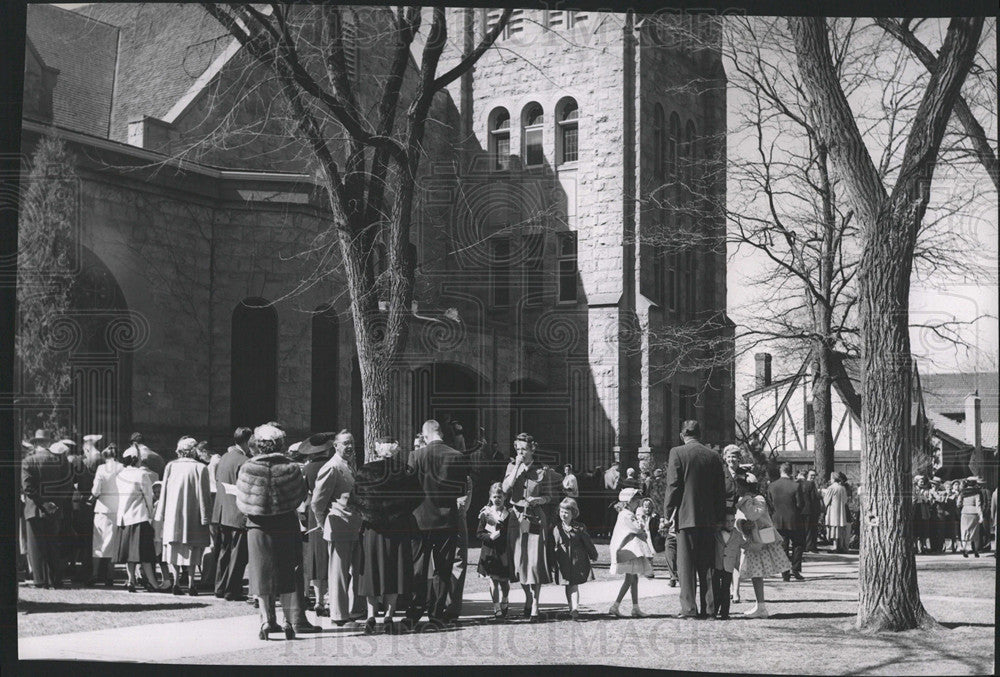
[[476, 482, 512, 619], [551, 497, 598, 620], [609, 487, 655, 617], [735, 473, 791, 618]]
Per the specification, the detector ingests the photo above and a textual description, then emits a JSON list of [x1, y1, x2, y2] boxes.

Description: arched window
[[667, 112, 680, 185], [684, 119, 696, 190], [522, 102, 544, 167], [653, 104, 665, 181], [556, 98, 579, 164], [311, 304, 339, 431], [489, 107, 510, 171], [231, 298, 277, 428]]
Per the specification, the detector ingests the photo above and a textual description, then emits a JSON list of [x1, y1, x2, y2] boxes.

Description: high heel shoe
[[363, 617, 377, 635], [522, 602, 532, 618], [283, 623, 295, 640], [383, 618, 395, 635], [258, 622, 270, 640], [127, 583, 137, 593], [500, 601, 509, 618]]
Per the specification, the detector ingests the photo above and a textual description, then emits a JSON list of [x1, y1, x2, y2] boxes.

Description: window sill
[[557, 162, 579, 171]]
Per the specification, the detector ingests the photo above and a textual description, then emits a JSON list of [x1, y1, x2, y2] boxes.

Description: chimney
[[755, 353, 772, 388], [965, 394, 982, 450]]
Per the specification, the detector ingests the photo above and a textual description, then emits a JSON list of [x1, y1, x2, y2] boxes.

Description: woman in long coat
[[90, 445, 122, 586], [351, 437, 423, 635], [298, 433, 335, 616], [911, 475, 933, 554], [155, 436, 212, 594], [237, 424, 320, 640], [823, 474, 849, 553], [501, 433, 563, 622], [959, 477, 984, 558]]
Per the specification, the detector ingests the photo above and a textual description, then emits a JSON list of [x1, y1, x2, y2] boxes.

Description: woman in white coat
[[90, 446, 122, 586], [155, 437, 212, 595], [823, 474, 850, 553], [112, 452, 159, 592]]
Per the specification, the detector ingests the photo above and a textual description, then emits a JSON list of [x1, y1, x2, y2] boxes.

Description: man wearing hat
[[21, 432, 74, 588], [211, 427, 253, 600]]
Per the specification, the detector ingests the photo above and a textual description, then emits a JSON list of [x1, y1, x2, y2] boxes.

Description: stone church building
[[20, 4, 733, 471]]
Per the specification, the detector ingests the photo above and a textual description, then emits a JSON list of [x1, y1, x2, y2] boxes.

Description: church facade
[[20, 4, 733, 471]]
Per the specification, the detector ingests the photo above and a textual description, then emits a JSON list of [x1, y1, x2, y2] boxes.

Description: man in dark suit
[[21, 433, 74, 589], [211, 427, 252, 600], [768, 462, 806, 581], [405, 419, 467, 629], [662, 420, 726, 618], [801, 469, 823, 553]]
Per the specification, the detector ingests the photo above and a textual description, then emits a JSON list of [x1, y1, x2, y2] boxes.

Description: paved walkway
[[19, 576, 683, 662], [19, 552, 993, 664]]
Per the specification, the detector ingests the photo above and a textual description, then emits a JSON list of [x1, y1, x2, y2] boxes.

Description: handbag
[[755, 525, 777, 545]]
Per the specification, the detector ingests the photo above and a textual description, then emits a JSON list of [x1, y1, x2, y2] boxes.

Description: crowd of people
[[18, 418, 997, 637], [912, 474, 994, 557]]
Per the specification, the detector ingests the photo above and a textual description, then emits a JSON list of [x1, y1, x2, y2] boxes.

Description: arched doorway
[[510, 377, 569, 466], [311, 304, 339, 431], [231, 298, 277, 429], [65, 246, 137, 444], [411, 362, 485, 451]]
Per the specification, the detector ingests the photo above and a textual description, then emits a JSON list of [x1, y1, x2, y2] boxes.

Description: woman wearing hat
[[501, 433, 563, 621], [298, 433, 336, 617], [351, 437, 423, 634], [111, 448, 159, 591], [90, 444, 122, 586], [958, 477, 984, 558], [823, 473, 850, 553], [155, 436, 213, 594], [237, 424, 320, 639], [911, 475, 933, 554]]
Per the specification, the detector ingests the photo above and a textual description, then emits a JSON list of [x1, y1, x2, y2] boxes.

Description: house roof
[[25, 4, 119, 137], [920, 371, 999, 420], [73, 3, 231, 143]]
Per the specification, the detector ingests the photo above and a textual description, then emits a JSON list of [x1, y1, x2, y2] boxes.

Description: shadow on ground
[[18, 600, 211, 614]]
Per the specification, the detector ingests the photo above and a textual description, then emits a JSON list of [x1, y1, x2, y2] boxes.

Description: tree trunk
[[359, 355, 392, 463], [812, 342, 835, 483], [855, 217, 933, 632], [788, 16, 982, 633]]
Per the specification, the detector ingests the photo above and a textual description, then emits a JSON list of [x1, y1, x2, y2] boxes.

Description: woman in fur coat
[[350, 437, 423, 635], [237, 424, 320, 640]]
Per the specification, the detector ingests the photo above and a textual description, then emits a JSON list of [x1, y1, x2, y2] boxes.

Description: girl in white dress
[[608, 487, 655, 617], [735, 474, 791, 619]]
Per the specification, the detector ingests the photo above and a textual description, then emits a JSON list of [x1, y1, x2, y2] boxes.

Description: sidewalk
[[19, 575, 682, 662], [18, 552, 994, 672]]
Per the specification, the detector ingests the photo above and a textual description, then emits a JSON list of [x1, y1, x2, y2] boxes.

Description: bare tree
[[788, 15, 984, 633], [641, 17, 993, 482], [202, 5, 511, 458]]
